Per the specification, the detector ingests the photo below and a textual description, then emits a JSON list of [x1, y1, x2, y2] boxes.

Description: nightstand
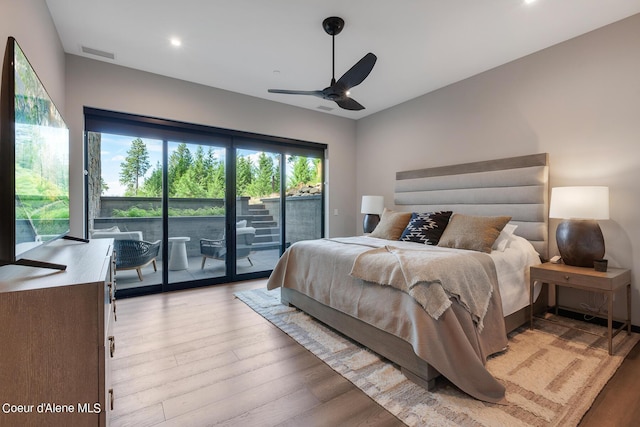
[[529, 262, 631, 355]]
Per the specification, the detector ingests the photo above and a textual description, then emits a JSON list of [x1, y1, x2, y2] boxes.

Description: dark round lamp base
[[363, 214, 380, 234], [556, 219, 605, 267]]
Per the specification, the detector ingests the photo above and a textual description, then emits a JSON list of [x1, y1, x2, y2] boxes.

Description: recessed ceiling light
[[170, 38, 182, 47], [524, 0, 536, 4]]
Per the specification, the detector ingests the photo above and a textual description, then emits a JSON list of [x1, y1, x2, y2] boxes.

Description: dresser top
[[0, 238, 113, 293]]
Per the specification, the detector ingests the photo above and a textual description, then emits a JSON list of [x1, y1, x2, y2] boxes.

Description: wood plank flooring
[[110, 279, 640, 426]]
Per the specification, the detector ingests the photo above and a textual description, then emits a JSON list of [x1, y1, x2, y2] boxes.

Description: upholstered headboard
[[394, 153, 549, 259]]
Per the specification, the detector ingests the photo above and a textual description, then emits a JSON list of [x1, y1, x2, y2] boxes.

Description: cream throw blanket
[[350, 245, 498, 332]]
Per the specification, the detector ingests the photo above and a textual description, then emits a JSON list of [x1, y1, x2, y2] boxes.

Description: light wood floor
[[110, 279, 640, 427]]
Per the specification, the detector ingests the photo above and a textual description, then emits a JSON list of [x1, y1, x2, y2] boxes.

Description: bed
[[267, 153, 549, 403]]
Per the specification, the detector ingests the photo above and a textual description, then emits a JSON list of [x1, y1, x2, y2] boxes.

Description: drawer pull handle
[[108, 335, 116, 358], [108, 388, 114, 410], [564, 275, 570, 281]]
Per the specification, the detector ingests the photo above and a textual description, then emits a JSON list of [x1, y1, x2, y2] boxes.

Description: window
[[85, 108, 325, 296]]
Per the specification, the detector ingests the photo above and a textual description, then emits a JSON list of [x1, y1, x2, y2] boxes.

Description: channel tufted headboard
[[394, 153, 549, 259]]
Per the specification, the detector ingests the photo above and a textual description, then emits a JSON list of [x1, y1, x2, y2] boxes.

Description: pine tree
[[206, 147, 226, 198], [119, 138, 150, 196], [312, 157, 322, 185], [141, 161, 162, 197], [289, 156, 313, 188], [251, 152, 277, 197], [100, 177, 110, 195], [273, 161, 281, 194], [174, 168, 206, 198], [236, 155, 253, 196], [168, 143, 193, 196]]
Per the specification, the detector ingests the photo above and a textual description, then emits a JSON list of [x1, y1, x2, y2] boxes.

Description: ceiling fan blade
[[335, 53, 377, 90], [335, 97, 365, 111], [268, 18, 375, 113], [268, 89, 324, 98]]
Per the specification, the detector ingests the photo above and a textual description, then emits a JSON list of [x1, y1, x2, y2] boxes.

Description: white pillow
[[492, 223, 518, 252], [89, 225, 120, 238], [236, 220, 247, 228]]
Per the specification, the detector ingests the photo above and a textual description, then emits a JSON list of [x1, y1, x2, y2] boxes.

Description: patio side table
[[168, 236, 191, 270]]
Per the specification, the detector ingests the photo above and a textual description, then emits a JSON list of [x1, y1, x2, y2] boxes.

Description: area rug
[[235, 288, 639, 427]]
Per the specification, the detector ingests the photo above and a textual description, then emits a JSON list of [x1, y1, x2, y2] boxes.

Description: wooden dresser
[[0, 238, 116, 426]]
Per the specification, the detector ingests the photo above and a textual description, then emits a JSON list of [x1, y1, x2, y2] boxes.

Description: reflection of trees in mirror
[[16, 198, 69, 220]]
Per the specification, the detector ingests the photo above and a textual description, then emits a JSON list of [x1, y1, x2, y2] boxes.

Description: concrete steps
[[248, 204, 280, 251]]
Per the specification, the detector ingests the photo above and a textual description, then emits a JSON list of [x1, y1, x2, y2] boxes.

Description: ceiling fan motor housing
[[323, 16, 344, 36]]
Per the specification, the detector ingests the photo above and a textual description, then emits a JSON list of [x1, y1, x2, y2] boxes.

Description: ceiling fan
[[268, 16, 377, 111]]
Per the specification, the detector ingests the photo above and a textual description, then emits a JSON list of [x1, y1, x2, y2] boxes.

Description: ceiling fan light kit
[[268, 16, 377, 111]]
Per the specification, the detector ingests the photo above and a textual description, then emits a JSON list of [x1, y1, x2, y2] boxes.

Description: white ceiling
[[45, 0, 640, 119]]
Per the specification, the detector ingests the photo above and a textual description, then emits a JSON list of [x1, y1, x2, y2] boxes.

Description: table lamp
[[549, 186, 609, 267], [361, 195, 384, 233]]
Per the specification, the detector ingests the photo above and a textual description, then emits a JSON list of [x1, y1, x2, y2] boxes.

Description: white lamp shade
[[361, 195, 384, 215], [549, 186, 609, 220]]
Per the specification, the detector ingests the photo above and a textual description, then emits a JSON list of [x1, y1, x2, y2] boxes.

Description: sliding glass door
[[285, 154, 323, 245], [87, 131, 165, 290], [85, 108, 325, 297], [166, 141, 227, 285], [235, 148, 282, 275], [86, 129, 233, 293]]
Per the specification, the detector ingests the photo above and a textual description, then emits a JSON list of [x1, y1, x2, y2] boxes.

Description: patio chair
[[114, 239, 161, 281], [200, 227, 256, 269]]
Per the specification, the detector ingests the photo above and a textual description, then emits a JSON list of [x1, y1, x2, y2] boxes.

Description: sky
[[100, 133, 164, 196]]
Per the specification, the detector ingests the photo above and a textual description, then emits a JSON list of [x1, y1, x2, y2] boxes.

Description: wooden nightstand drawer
[[530, 264, 630, 292], [529, 262, 632, 355]]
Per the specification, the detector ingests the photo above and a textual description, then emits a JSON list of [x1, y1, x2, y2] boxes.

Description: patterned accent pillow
[[400, 211, 453, 245]]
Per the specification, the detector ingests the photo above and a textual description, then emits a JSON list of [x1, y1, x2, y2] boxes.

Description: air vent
[[81, 46, 115, 60], [316, 105, 334, 111]]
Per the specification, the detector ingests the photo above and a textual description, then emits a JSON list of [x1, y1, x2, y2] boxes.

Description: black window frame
[[84, 107, 326, 297]]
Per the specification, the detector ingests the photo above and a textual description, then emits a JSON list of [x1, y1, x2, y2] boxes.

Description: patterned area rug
[[235, 288, 639, 427]]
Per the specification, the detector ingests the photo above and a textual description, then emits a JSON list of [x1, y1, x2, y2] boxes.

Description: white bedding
[[359, 233, 542, 318], [489, 234, 542, 316]]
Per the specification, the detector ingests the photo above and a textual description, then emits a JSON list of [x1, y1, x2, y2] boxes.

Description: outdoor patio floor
[[115, 248, 281, 290]]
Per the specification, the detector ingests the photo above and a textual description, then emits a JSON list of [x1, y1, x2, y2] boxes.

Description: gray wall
[[0, 0, 66, 111], [356, 14, 640, 324], [64, 55, 358, 240]]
